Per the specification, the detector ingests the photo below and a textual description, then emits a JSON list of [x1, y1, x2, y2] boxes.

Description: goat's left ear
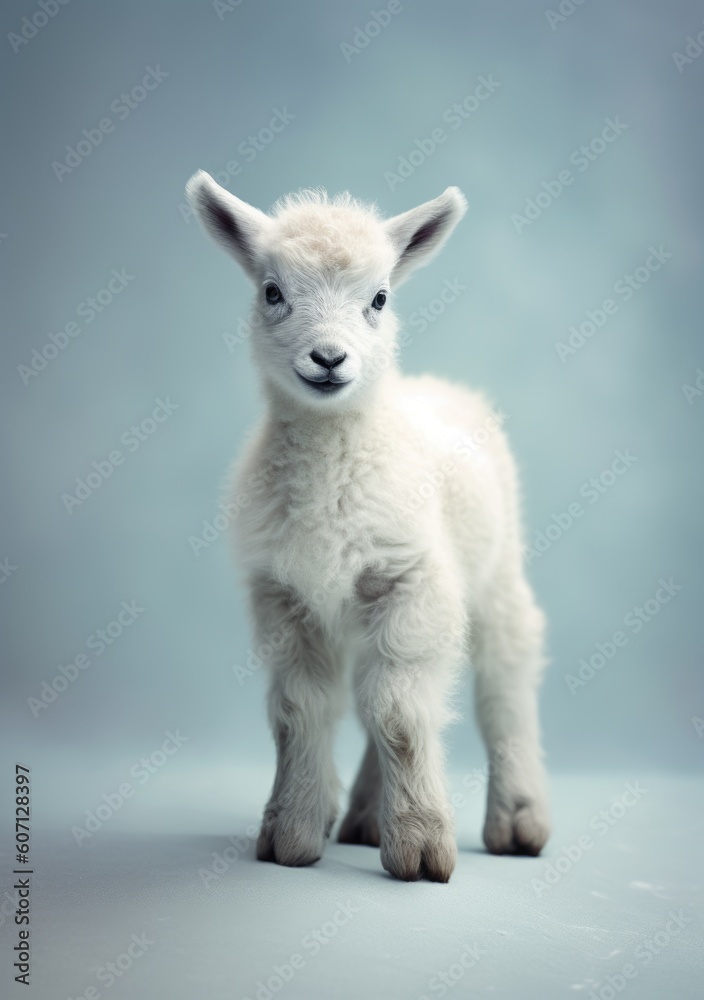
[[186, 170, 272, 281], [384, 187, 467, 287]]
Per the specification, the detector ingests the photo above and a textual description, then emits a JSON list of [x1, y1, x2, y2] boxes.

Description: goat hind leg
[[338, 737, 382, 847], [474, 575, 550, 856]]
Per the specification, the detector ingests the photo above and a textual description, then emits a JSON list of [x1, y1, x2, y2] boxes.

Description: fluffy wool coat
[[186, 172, 550, 882]]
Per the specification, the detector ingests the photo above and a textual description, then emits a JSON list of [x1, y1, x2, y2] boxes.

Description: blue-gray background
[[2, 0, 703, 806]]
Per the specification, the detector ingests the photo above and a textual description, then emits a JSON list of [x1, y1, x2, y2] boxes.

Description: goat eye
[[371, 290, 387, 311], [265, 283, 283, 305]]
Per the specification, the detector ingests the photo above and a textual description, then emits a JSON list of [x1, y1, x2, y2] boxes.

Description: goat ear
[[186, 170, 272, 280], [384, 187, 467, 287]]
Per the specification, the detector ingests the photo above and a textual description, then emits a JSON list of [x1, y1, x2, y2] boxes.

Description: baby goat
[[186, 172, 550, 882]]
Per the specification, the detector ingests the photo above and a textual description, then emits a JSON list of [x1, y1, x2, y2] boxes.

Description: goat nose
[[310, 349, 347, 369]]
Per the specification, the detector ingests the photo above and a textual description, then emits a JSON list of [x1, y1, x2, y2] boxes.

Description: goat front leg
[[355, 560, 467, 882], [251, 579, 344, 867]]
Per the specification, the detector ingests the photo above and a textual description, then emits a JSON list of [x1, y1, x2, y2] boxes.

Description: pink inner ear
[[402, 211, 453, 261]]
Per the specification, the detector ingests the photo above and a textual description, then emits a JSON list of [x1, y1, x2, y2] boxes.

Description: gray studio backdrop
[[1, 0, 702, 826]]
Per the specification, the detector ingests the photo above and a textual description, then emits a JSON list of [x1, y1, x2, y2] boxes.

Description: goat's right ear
[[384, 187, 467, 288], [186, 170, 272, 280]]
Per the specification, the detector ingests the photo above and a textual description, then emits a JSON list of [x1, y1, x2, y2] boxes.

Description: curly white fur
[[186, 171, 550, 882]]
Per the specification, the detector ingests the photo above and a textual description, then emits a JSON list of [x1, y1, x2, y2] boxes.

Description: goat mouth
[[296, 372, 351, 394]]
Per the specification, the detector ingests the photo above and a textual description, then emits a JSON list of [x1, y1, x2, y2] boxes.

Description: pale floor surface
[[3, 772, 702, 999]]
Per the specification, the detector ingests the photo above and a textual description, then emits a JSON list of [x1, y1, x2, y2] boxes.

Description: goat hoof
[[483, 799, 550, 856], [381, 811, 456, 882], [257, 805, 331, 867], [338, 806, 380, 847]]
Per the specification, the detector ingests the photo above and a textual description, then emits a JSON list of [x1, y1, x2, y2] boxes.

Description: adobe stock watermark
[[402, 277, 467, 337], [511, 116, 628, 233], [198, 825, 259, 887], [450, 740, 520, 811], [233, 620, 296, 685], [586, 910, 692, 1000], [62, 397, 179, 514], [0, 557, 18, 586], [0, 886, 23, 931], [672, 20, 704, 73], [417, 942, 484, 1000], [232, 588, 351, 686], [71, 730, 190, 845], [7, 0, 71, 54], [385, 75, 500, 190], [52, 66, 169, 181], [555, 246, 672, 362], [340, 1, 406, 62], [531, 781, 646, 895], [241, 902, 359, 1000], [565, 578, 682, 695], [188, 458, 279, 555], [188, 496, 257, 556], [17, 268, 135, 385], [526, 449, 637, 561], [544, 0, 590, 32], [178, 108, 295, 224], [189, 500, 246, 555], [66, 932, 155, 1000], [355, 276, 466, 385], [27, 599, 145, 717], [213, 0, 248, 20], [223, 302, 268, 352], [198, 777, 317, 888], [404, 409, 509, 517], [681, 366, 704, 405]]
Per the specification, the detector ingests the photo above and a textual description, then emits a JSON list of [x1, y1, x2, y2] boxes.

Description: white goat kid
[[186, 171, 551, 882]]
